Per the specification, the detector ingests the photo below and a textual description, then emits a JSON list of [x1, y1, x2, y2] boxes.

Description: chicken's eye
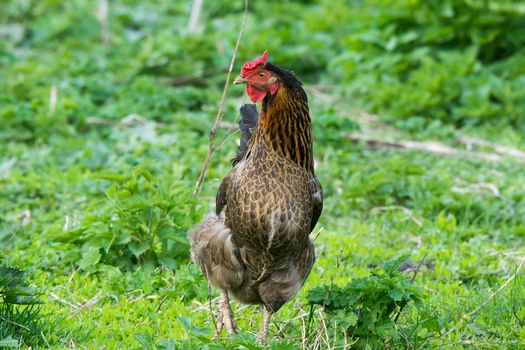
[[258, 72, 265, 77]]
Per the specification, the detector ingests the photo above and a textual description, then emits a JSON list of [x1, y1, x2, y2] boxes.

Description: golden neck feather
[[250, 86, 314, 172]]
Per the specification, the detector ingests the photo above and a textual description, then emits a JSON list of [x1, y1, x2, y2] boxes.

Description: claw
[[257, 306, 271, 343], [213, 308, 224, 339], [214, 290, 237, 339]]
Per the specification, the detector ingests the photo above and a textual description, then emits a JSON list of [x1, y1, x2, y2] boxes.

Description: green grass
[[1, 0, 525, 348]]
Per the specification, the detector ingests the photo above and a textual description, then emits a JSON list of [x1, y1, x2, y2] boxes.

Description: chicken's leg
[[257, 306, 272, 343], [214, 289, 237, 338]]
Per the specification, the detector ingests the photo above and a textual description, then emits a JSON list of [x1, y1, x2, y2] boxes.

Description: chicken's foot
[[213, 289, 237, 339], [257, 306, 272, 343]]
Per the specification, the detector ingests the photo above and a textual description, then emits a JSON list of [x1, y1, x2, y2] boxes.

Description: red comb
[[241, 50, 268, 75]]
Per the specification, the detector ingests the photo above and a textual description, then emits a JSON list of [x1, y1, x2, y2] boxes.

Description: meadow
[[1, 0, 524, 349]]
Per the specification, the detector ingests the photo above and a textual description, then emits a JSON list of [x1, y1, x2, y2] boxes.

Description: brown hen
[[190, 51, 323, 342]]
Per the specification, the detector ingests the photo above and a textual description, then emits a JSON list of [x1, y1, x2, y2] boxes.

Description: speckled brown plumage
[[190, 59, 323, 341]]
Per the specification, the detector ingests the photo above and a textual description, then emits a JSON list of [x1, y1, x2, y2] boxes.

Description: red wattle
[[246, 85, 267, 103]]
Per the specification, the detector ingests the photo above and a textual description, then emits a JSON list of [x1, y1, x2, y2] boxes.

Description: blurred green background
[[2, 0, 525, 139]]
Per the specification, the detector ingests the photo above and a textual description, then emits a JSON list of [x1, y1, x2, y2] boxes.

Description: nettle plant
[[58, 164, 201, 271], [307, 256, 424, 349], [0, 264, 51, 347]]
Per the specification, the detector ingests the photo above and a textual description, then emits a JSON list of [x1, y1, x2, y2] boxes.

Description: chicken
[[189, 50, 323, 342]]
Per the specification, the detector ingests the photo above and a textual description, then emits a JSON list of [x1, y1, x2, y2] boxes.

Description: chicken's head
[[234, 50, 279, 103]]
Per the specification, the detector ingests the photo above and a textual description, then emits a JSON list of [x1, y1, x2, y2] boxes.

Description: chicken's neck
[[249, 86, 314, 173]]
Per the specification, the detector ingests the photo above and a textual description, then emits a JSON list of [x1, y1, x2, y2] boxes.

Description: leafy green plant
[[56, 164, 201, 271], [323, 0, 525, 130], [0, 264, 52, 348], [307, 255, 424, 349]]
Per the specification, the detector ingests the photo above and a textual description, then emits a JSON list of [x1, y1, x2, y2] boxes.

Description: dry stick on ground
[[344, 133, 513, 162], [49, 292, 80, 309], [301, 308, 308, 349], [414, 257, 525, 350], [318, 309, 332, 350], [443, 257, 525, 338], [457, 135, 525, 160], [193, 0, 249, 197], [69, 294, 104, 318]]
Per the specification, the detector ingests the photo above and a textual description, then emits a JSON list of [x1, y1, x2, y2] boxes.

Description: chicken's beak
[[233, 74, 248, 85]]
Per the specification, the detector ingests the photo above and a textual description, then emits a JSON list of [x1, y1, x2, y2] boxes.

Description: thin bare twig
[[203, 265, 218, 335], [301, 307, 308, 349], [457, 135, 525, 160], [212, 129, 241, 157], [272, 303, 309, 339], [451, 182, 500, 197], [69, 294, 103, 317], [211, 94, 247, 157], [318, 309, 332, 350], [49, 292, 80, 309], [193, 0, 249, 197], [444, 257, 525, 337], [344, 133, 523, 162]]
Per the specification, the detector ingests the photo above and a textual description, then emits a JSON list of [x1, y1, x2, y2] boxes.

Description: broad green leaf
[[421, 318, 441, 332], [97, 172, 126, 183], [388, 287, 404, 301], [128, 241, 150, 257], [78, 246, 101, 269], [158, 256, 178, 270], [0, 337, 19, 348], [333, 309, 358, 329]]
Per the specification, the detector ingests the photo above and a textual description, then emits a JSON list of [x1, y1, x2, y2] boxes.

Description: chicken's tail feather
[[232, 104, 258, 166], [189, 213, 245, 290]]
